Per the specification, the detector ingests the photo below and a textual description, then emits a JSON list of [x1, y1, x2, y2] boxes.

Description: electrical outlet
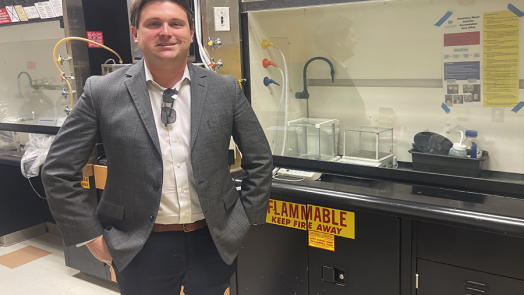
[[214, 7, 230, 32]]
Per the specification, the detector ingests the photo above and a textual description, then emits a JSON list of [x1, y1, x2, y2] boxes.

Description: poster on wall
[[0, 8, 12, 25], [442, 13, 483, 108], [49, 0, 63, 17], [14, 5, 29, 22], [34, 1, 56, 19], [23, 6, 41, 20], [483, 11, 520, 108], [5, 6, 20, 22]]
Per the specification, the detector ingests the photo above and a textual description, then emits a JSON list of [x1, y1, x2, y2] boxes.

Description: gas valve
[[207, 37, 222, 50]]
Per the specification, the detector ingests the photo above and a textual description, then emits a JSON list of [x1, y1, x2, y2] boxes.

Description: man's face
[[131, 1, 194, 64]]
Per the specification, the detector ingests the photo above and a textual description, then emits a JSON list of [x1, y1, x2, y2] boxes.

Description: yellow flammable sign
[[266, 199, 308, 230], [266, 200, 356, 239], [307, 204, 355, 239]]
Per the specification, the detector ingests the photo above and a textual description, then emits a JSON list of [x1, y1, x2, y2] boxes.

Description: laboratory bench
[[0, 152, 54, 244], [233, 170, 524, 295], [4, 145, 524, 294]]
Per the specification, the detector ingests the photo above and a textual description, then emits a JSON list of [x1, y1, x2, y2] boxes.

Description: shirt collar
[[144, 60, 191, 89]]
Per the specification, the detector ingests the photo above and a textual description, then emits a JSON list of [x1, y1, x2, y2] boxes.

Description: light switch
[[214, 7, 230, 32]]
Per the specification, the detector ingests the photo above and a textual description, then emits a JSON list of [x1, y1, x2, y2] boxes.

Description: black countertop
[[0, 150, 23, 166], [233, 171, 524, 238]]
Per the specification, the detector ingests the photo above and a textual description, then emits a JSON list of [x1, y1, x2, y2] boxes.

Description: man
[[41, 0, 273, 294]]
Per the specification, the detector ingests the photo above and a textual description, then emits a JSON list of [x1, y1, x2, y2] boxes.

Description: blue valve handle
[[263, 77, 280, 87]]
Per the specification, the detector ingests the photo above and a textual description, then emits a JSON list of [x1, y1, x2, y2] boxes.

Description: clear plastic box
[[286, 118, 339, 161], [341, 126, 394, 167]]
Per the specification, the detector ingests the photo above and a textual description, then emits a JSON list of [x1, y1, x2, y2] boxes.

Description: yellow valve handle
[[261, 39, 274, 49], [208, 41, 214, 47]]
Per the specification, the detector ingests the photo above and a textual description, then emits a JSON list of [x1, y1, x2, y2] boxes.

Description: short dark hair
[[130, 0, 194, 30]]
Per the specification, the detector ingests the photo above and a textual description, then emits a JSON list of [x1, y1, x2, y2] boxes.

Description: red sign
[[86, 31, 104, 48], [444, 31, 481, 47], [0, 8, 12, 24]]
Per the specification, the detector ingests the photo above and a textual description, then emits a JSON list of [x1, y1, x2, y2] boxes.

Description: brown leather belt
[[152, 219, 207, 233]]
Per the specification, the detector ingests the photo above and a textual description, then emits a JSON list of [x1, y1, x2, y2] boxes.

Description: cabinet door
[[418, 259, 524, 295], [308, 209, 400, 295], [236, 222, 309, 295], [418, 221, 524, 280]]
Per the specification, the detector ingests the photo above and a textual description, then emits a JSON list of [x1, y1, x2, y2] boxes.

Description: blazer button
[[154, 184, 160, 191], [149, 215, 154, 221]]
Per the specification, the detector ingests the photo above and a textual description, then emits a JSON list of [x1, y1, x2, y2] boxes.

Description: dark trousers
[[112, 226, 237, 295]]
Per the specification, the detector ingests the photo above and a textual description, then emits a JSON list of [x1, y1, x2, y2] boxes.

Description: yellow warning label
[[307, 204, 355, 239], [308, 230, 335, 252], [81, 177, 90, 189], [266, 199, 356, 251], [266, 199, 307, 230]]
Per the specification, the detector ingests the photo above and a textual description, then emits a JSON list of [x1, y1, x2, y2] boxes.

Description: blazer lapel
[[188, 63, 209, 149], [124, 60, 161, 156]]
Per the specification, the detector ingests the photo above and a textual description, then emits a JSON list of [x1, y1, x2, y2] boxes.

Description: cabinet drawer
[[417, 221, 524, 280], [418, 259, 524, 295]]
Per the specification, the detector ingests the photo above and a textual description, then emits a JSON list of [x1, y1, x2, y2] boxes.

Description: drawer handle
[[466, 287, 487, 294], [466, 281, 488, 288]]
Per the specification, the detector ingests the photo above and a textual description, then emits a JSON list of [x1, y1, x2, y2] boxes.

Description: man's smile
[[157, 43, 177, 47]]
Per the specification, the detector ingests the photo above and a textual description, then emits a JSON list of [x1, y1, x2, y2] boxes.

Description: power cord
[[28, 178, 46, 200]]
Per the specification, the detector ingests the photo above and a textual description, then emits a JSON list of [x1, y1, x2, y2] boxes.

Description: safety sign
[[6, 6, 20, 22], [81, 177, 90, 189], [307, 204, 355, 239], [267, 199, 356, 251], [14, 6, 28, 22], [0, 8, 12, 25], [23, 6, 40, 19], [35, 1, 56, 19], [87, 31, 105, 48], [266, 199, 307, 230]]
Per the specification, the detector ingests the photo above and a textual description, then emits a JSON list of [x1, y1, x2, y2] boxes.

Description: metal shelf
[[0, 123, 60, 135], [0, 16, 62, 28], [241, 0, 372, 12]]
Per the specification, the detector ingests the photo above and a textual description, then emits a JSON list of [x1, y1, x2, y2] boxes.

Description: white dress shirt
[[77, 62, 204, 247], [144, 61, 204, 225]]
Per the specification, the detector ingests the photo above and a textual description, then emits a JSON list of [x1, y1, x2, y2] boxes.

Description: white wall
[[249, 0, 524, 174]]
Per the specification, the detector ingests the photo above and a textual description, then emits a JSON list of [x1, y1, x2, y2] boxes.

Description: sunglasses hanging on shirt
[[161, 88, 178, 126]]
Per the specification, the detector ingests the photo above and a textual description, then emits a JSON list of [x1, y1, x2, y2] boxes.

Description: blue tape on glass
[[441, 103, 451, 114], [508, 4, 524, 17], [435, 11, 453, 27], [511, 101, 524, 113]]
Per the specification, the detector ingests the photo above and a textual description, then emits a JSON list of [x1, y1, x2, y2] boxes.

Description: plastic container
[[409, 149, 488, 177], [287, 118, 339, 161], [465, 130, 479, 159], [448, 130, 467, 157]]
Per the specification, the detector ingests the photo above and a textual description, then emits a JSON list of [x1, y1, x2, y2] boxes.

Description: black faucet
[[295, 57, 335, 100]]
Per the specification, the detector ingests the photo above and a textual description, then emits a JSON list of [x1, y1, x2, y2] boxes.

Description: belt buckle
[[183, 224, 195, 233]]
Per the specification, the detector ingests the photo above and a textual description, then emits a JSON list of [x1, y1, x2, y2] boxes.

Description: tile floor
[[0, 233, 120, 295]]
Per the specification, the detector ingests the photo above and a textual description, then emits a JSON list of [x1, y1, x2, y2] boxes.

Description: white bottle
[[448, 130, 467, 157]]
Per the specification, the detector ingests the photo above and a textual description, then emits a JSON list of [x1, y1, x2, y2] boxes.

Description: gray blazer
[[42, 60, 273, 271]]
